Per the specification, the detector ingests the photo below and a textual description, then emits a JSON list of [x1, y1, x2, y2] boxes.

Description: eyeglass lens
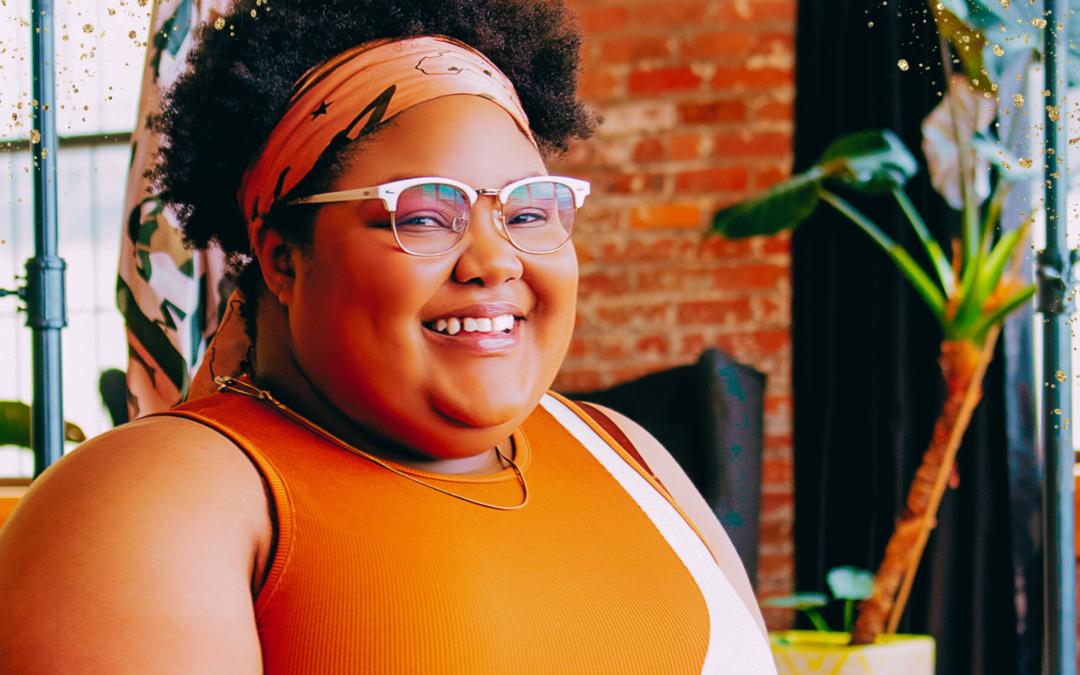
[[392, 181, 576, 255]]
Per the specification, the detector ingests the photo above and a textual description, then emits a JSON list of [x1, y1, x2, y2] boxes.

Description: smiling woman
[[0, 1, 776, 673]]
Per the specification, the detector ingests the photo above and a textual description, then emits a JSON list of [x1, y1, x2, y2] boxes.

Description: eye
[[394, 211, 458, 233], [505, 209, 550, 229]]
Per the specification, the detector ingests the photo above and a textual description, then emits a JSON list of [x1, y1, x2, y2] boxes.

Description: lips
[[421, 302, 525, 351]]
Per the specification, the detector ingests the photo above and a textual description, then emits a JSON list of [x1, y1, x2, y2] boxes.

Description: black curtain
[[792, 2, 1038, 674]]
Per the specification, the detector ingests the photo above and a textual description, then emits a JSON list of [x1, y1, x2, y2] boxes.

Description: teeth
[[430, 314, 517, 335], [492, 314, 514, 332]]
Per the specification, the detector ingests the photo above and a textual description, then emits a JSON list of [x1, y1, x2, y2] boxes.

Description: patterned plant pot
[[770, 630, 935, 675]]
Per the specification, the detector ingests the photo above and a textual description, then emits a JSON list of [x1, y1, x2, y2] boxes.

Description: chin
[[431, 388, 535, 430]]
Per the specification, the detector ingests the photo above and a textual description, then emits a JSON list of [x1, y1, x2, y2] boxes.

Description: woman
[[0, 0, 776, 672]]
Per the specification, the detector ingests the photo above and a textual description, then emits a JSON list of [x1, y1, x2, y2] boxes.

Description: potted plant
[[765, 568, 934, 675], [713, 0, 1043, 660]]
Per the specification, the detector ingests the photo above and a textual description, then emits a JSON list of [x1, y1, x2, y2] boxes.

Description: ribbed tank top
[[165, 390, 776, 674]]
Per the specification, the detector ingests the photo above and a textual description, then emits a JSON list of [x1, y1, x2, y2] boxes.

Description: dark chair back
[[568, 348, 766, 587]]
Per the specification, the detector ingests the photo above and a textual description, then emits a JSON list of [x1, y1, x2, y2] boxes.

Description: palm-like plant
[[713, 126, 1034, 643]]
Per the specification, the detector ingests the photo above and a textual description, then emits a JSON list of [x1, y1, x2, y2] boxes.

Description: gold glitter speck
[[251, 9, 257, 16], [1057, 370, 1067, 382], [108, 8, 115, 14], [898, 59, 909, 71], [993, 45, 1004, 56], [1033, 18, 1048, 29], [1054, 408, 1062, 415], [214, 17, 225, 29], [1019, 158, 1033, 168], [1048, 105, 1061, 122], [82, 23, 93, 33], [1013, 94, 1024, 107], [30, 130, 40, 143], [129, 30, 137, 38]]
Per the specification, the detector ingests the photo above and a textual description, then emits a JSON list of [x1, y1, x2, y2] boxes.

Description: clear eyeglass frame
[[285, 175, 591, 256]]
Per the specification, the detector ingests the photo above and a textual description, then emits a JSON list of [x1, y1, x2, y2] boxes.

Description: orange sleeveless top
[[165, 390, 775, 674]]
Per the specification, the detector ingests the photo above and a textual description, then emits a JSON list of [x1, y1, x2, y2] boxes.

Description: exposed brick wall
[[549, 0, 796, 630]]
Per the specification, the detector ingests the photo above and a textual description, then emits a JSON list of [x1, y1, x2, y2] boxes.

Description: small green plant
[[762, 567, 874, 634], [0, 401, 85, 448]]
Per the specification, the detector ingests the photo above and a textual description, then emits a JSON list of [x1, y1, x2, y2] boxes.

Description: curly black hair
[[151, 0, 599, 261]]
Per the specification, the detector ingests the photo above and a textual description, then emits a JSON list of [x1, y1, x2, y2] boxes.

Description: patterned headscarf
[[237, 35, 538, 243]]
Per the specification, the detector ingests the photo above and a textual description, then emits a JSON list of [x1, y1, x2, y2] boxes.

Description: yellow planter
[[770, 630, 935, 675]]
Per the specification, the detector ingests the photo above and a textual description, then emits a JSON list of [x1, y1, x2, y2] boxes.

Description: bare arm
[[588, 404, 769, 639], [0, 417, 271, 674]]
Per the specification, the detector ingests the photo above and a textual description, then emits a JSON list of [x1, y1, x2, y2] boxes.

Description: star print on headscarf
[[310, 101, 332, 120]]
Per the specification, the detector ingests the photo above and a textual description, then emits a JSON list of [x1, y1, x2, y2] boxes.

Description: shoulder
[[572, 402, 769, 639], [0, 415, 269, 674]]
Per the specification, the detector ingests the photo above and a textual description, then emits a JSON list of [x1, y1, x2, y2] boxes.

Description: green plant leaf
[[977, 218, 1031, 303], [826, 566, 875, 601], [818, 130, 920, 195], [892, 186, 955, 295], [761, 592, 830, 610], [963, 284, 1037, 343], [709, 169, 824, 239], [821, 190, 947, 321], [0, 401, 85, 449]]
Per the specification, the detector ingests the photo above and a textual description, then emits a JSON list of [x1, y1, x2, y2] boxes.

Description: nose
[[452, 196, 524, 286]]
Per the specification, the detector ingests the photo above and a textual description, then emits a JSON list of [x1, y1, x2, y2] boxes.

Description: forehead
[[331, 95, 546, 190]]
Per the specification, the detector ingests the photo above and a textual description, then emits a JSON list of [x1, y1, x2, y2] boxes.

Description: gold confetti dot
[[1019, 158, 1033, 168], [138, 0, 147, 5], [898, 59, 909, 71], [108, 8, 115, 14], [1054, 408, 1062, 415], [1042, 89, 1051, 96], [1057, 371, 1068, 382], [62, 35, 68, 41], [1033, 18, 1047, 29], [128, 30, 136, 39], [30, 129, 40, 143], [214, 17, 225, 29], [82, 23, 93, 33], [1048, 106, 1061, 122], [1000, 0, 1010, 7], [1013, 94, 1024, 107], [251, 9, 257, 17], [993, 45, 1004, 56]]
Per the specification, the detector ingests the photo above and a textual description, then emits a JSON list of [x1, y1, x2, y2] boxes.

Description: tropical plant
[[763, 567, 875, 636], [0, 401, 85, 449], [713, 0, 1045, 645]]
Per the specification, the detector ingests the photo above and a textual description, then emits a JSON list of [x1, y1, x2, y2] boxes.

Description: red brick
[[677, 100, 746, 124], [600, 171, 666, 194], [682, 31, 757, 59], [675, 167, 749, 193], [680, 333, 708, 357], [765, 392, 791, 413], [630, 203, 701, 230], [761, 492, 794, 518], [554, 369, 605, 393], [757, 99, 793, 120], [632, 137, 666, 163], [596, 303, 670, 327], [671, 134, 701, 160], [600, 35, 671, 64], [598, 339, 627, 361], [698, 235, 756, 259], [716, 328, 791, 356], [636, 335, 671, 356], [576, 5, 629, 32], [574, 206, 624, 235], [578, 271, 631, 298], [762, 457, 793, 485], [568, 337, 588, 359], [759, 297, 790, 323], [752, 31, 794, 56], [712, 131, 792, 159], [713, 263, 787, 291], [677, 298, 754, 324], [755, 166, 790, 189], [629, 66, 702, 96], [578, 69, 620, 100], [762, 232, 791, 254], [764, 433, 793, 451], [716, 0, 796, 22], [712, 66, 793, 90], [761, 606, 796, 632], [630, 0, 708, 26], [637, 267, 716, 293], [601, 237, 694, 264]]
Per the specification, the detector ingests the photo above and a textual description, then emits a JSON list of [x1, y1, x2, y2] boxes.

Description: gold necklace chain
[[214, 376, 528, 510]]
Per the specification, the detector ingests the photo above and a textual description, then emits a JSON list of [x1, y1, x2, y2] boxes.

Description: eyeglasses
[[287, 175, 591, 256]]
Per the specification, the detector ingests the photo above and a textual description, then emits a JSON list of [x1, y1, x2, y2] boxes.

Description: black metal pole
[[1037, 2, 1076, 673], [27, 0, 66, 476]]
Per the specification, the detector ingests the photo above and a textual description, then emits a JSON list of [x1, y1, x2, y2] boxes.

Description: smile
[[425, 314, 519, 336]]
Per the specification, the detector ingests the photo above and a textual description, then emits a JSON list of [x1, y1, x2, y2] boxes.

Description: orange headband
[[237, 35, 538, 236]]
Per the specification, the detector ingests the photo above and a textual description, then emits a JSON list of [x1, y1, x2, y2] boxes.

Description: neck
[[250, 291, 509, 476]]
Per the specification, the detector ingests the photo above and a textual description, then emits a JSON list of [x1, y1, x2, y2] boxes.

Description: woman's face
[[278, 96, 578, 459]]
